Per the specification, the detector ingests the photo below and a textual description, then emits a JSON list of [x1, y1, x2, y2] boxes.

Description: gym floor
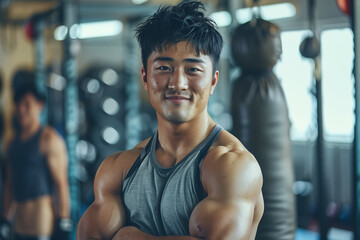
[[296, 228, 354, 240]]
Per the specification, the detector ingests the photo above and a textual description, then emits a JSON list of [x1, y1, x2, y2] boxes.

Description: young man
[[1, 81, 72, 240], [77, 1, 264, 239]]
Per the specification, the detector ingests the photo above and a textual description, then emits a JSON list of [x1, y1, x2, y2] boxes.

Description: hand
[[52, 218, 73, 240], [113, 226, 153, 240], [0, 219, 11, 240]]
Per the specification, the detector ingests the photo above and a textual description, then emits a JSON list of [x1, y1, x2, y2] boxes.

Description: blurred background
[[0, 0, 359, 239]]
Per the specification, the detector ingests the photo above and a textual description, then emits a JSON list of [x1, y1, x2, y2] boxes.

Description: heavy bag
[[231, 18, 282, 71], [231, 71, 296, 240]]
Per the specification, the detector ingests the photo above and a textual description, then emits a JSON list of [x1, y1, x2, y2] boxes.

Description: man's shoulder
[[40, 126, 66, 153], [204, 128, 260, 177], [96, 137, 152, 183], [110, 136, 151, 163], [41, 126, 62, 142], [210, 128, 251, 160], [201, 129, 263, 196]]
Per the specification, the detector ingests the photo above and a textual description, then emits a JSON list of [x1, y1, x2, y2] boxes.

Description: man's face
[[142, 41, 219, 124], [16, 93, 43, 129]]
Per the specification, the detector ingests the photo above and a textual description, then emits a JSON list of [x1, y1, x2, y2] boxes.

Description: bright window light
[[321, 28, 354, 142], [274, 30, 315, 141], [209, 11, 232, 28], [236, 3, 296, 23]]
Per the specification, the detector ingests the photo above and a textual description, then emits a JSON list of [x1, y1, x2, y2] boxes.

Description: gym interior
[[0, 0, 359, 239]]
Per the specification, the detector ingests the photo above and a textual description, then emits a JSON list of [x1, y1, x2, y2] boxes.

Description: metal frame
[[62, 2, 79, 240], [352, 0, 360, 239]]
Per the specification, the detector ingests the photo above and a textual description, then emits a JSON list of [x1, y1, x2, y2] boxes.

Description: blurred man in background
[[1, 79, 72, 240]]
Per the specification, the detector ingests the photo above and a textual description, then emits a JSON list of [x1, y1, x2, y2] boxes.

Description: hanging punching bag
[[231, 18, 296, 240]]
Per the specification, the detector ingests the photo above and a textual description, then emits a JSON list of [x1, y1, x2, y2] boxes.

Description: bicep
[[77, 196, 126, 240], [189, 149, 263, 240], [189, 197, 255, 240], [44, 133, 68, 185], [77, 153, 127, 240]]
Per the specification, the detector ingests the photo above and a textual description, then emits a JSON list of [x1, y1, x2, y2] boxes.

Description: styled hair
[[13, 81, 46, 104], [135, 1, 223, 72]]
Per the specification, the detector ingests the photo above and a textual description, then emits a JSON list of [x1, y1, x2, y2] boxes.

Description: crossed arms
[[77, 145, 263, 240]]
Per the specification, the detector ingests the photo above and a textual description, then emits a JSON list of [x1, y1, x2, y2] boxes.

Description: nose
[[17, 104, 26, 115], [168, 68, 188, 90]]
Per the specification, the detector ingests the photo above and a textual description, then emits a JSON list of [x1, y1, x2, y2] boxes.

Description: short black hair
[[135, 1, 223, 72], [13, 81, 46, 104]]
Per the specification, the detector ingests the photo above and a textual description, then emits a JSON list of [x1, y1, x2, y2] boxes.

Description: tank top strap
[[197, 124, 223, 165], [193, 124, 222, 200], [122, 125, 223, 189], [123, 133, 155, 185], [34, 127, 44, 141]]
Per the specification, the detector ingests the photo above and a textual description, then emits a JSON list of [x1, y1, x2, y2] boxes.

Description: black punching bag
[[231, 18, 296, 240]]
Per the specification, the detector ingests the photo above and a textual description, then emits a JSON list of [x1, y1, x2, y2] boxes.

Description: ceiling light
[[54, 25, 68, 41], [74, 20, 123, 39], [55, 20, 123, 40], [132, 0, 148, 4]]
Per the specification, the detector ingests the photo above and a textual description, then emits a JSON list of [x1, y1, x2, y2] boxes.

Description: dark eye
[[158, 66, 171, 71], [188, 68, 200, 73]]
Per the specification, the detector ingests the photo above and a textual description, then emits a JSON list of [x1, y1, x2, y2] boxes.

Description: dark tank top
[[9, 128, 53, 202], [122, 125, 222, 236]]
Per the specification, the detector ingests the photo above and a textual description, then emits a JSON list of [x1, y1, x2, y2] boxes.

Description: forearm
[[112, 226, 203, 240], [2, 177, 16, 220], [149, 237, 201, 240], [114, 235, 201, 240], [1, 199, 16, 220], [56, 181, 71, 218]]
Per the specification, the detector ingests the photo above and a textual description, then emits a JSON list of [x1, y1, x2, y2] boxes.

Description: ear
[[210, 71, 219, 95], [141, 68, 148, 92]]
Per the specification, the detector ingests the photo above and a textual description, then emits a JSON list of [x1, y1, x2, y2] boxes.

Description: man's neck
[[156, 112, 215, 165], [20, 122, 41, 140]]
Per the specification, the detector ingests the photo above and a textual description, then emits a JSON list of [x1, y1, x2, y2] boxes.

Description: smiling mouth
[[164, 91, 191, 101], [164, 94, 191, 104], [165, 96, 190, 100]]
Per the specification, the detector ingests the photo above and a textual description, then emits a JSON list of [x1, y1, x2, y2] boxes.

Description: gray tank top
[[122, 125, 222, 236]]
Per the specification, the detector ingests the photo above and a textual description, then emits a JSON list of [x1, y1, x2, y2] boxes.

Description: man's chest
[[122, 158, 205, 236]]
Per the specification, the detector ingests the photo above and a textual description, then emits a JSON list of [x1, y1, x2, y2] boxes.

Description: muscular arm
[[42, 128, 70, 218], [113, 227, 202, 240], [189, 148, 264, 240], [77, 152, 128, 240]]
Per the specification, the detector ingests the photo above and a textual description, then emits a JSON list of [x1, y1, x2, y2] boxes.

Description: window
[[321, 28, 354, 142], [274, 30, 316, 141]]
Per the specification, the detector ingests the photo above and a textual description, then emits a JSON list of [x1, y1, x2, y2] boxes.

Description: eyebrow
[[154, 57, 206, 64]]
